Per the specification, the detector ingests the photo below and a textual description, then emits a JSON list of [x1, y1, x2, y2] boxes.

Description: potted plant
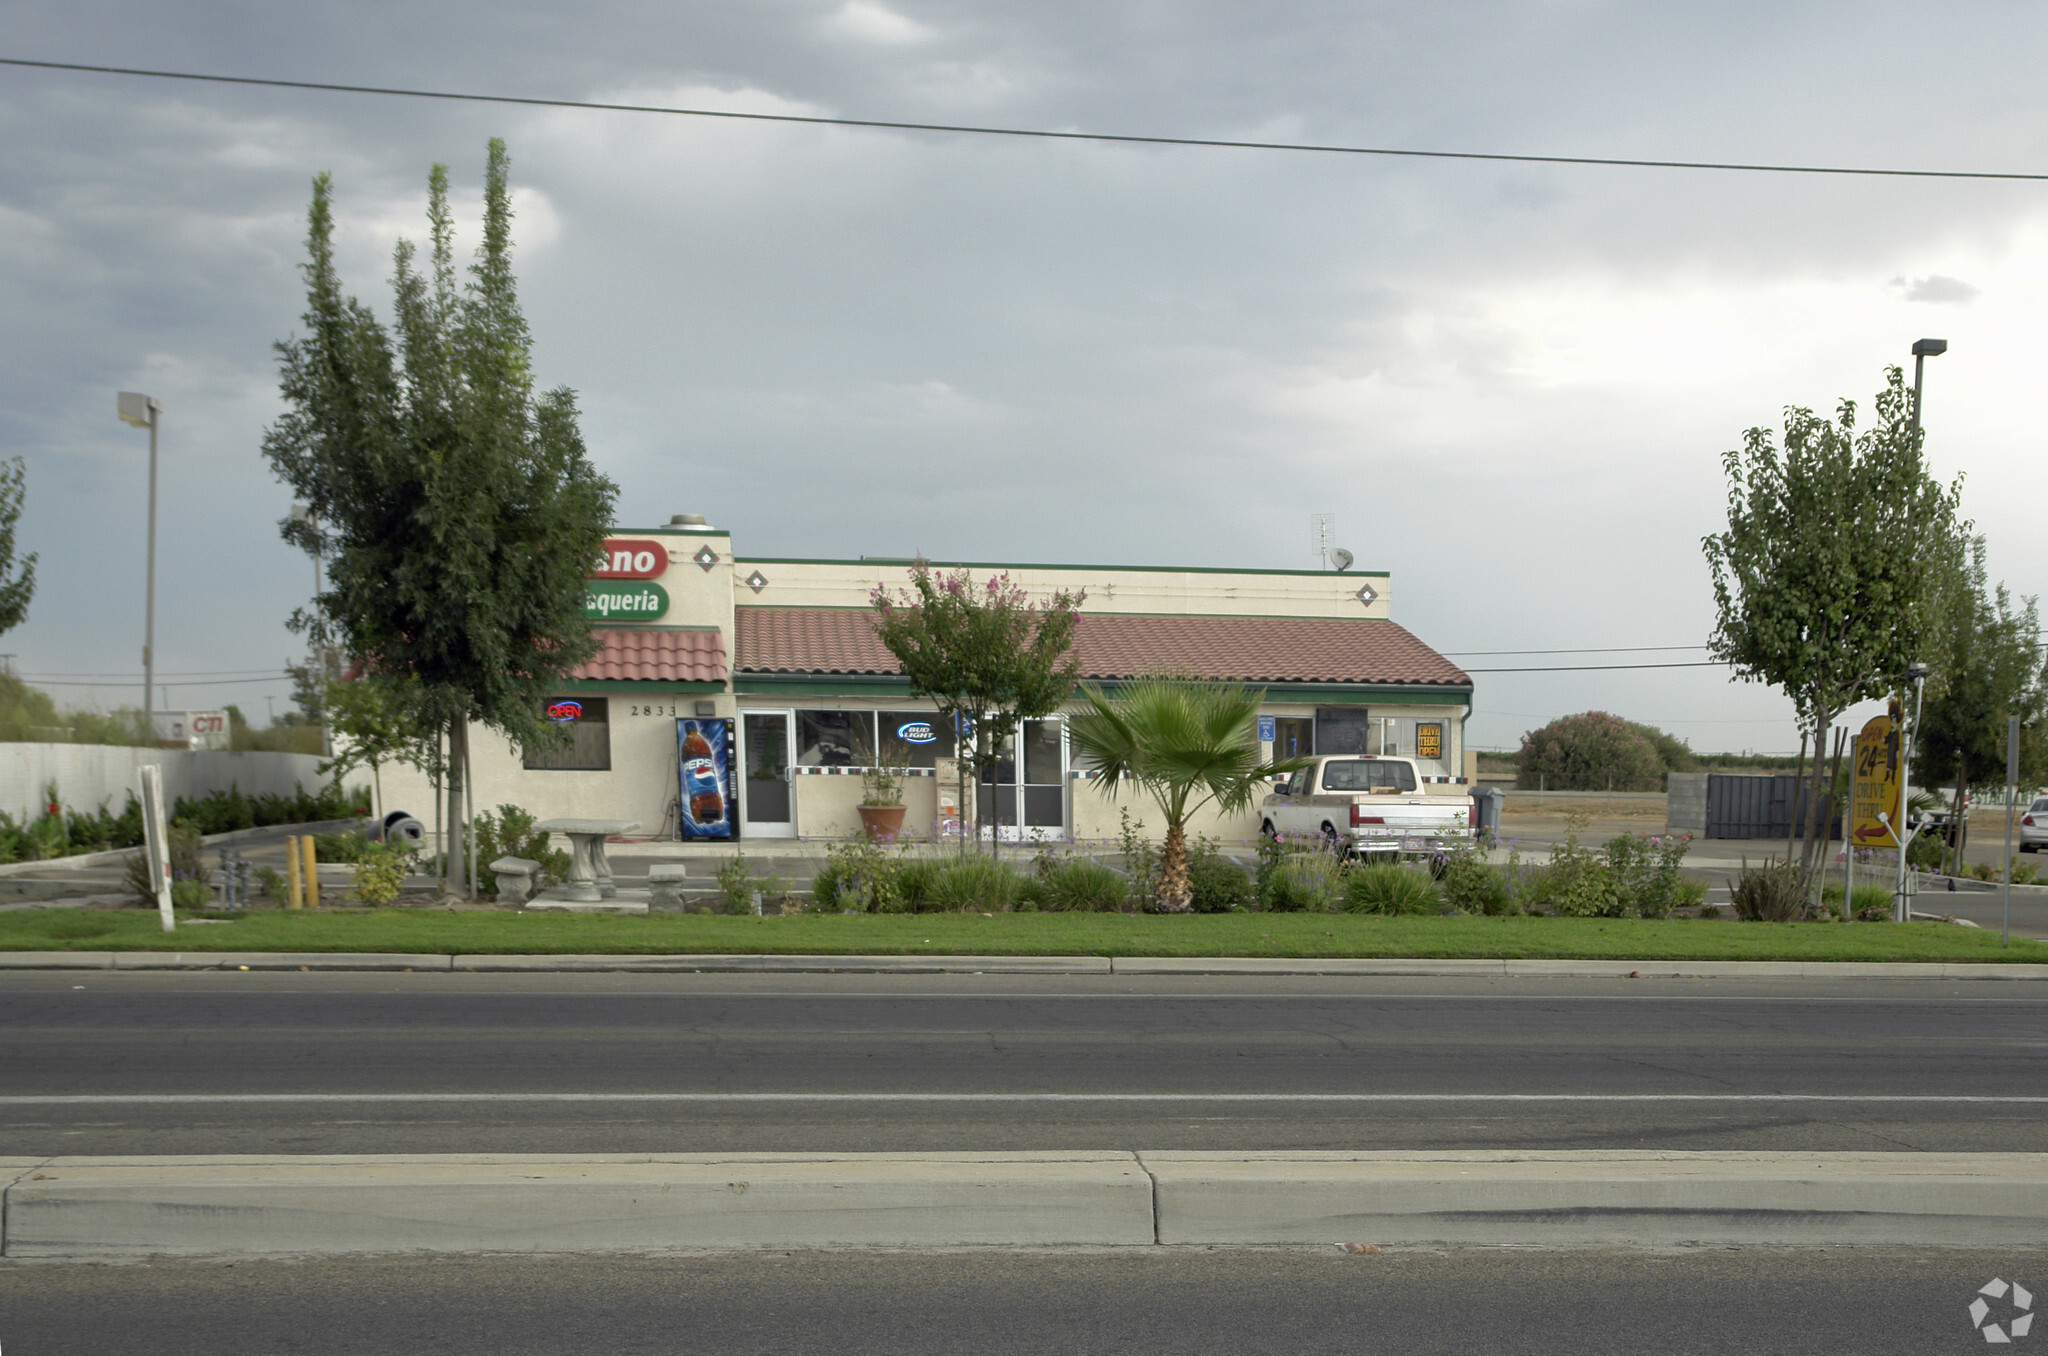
[[855, 732, 909, 843]]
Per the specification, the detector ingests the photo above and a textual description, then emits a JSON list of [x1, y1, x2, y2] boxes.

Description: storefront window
[[795, 710, 870, 767], [524, 696, 611, 771], [878, 711, 953, 766]]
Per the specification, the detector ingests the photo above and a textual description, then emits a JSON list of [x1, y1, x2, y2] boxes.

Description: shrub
[[1729, 857, 1808, 922], [816, 840, 899, 913], [1603, 832, 1693, 918], [473, 805, 572, 895], [1038, 858, 1129, 912], [350, 840, 413, 904], [1438, 849, 1514, 915], [2014, 861, 2041, 886], [313, 831, 374, 864], [1674, 878, 1709, 911], [1343, 863, 1441, 915], [1906, 833, 1945, 871], [1546, 823, 1624, 918], [1265, 853, 1342, 912], [1187, 839, 1255, 913], [714, 851, 758, 915], [170, 878, 211, 909], [1516, 712, 1669, 792]]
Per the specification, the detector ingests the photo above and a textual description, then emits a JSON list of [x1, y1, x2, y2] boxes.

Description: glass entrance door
[[978, 717, 1068, 843], [739, 710, 795, 838]]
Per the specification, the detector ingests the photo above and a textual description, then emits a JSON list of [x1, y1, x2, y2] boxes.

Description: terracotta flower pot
[[858, 805, 908, 843]]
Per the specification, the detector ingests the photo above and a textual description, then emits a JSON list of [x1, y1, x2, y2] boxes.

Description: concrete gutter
[[5, 1151, 2042, 1257], [1, 951, 2046, 978]]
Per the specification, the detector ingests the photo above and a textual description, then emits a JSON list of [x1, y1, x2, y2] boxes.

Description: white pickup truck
[[1259, 756, 1472, 857]]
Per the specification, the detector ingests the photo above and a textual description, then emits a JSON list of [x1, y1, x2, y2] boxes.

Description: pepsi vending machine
[[676, 718, 737, 840]]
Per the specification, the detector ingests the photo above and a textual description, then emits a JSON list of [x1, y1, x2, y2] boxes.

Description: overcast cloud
[[3, 1, 2045, 751]]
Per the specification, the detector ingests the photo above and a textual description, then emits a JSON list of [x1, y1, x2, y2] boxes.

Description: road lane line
[[2, 1093, 2044, 1105]]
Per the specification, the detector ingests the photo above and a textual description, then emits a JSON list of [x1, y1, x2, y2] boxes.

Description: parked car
[[1260, 756, 1471, 859], [2020, 797, 2048, 854]]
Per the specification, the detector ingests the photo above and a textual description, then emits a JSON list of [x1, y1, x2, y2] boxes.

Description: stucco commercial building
[[377, 515, 1475, 847]]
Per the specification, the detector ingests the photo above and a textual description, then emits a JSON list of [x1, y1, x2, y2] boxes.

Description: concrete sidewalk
[[5, 1151, 2043, 1257], [2, 950, 2046, 978]]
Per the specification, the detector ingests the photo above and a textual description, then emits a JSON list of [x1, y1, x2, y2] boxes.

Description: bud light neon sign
[[897, 721, 937, 745], [547, 701, 584, 723]]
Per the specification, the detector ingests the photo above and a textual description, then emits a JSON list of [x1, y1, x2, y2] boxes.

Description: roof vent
[[670, 513, 708, 528]]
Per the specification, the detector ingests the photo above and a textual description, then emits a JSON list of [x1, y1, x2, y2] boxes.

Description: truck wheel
[[1261, 819, 1278, 842], [1320, 822, 1341, 850]]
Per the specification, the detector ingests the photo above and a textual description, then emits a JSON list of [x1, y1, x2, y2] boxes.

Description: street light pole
[[1892, 340, 1946, 925], [117, 392, 162, 733]]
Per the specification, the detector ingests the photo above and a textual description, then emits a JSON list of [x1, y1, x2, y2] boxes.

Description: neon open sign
[[547, 701, 584, 722]]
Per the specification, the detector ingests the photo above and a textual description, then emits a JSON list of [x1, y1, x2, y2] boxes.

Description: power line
[[19, 668, 284, 680], [6, 57, 2047, 183], [24, 674, 294, 688]]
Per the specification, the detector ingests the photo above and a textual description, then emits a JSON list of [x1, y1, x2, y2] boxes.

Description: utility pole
[[116, 392, 162, 732]]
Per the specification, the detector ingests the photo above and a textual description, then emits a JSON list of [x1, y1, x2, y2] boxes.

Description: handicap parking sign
[[1257, 715, 1275, 743]]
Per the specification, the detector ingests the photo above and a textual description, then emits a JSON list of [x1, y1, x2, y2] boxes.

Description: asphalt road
[[2, 971, 2043, 1156], [3, 1246, 2042, 1355]]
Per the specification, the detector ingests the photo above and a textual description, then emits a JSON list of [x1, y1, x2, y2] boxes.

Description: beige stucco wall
[[729, 558, 1393, 621]]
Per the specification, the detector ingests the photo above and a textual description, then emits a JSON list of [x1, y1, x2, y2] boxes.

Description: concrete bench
[[647, 863, 690, 914], [491, 856, 541, 906]]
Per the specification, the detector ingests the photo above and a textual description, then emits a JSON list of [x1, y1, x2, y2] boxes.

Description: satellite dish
[[1331, 548, 1355, 572]]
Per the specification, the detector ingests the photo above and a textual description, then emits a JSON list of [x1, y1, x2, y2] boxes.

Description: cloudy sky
[[3, 1, 2043, 751]]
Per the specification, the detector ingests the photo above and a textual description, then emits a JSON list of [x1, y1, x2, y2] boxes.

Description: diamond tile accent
[[745, 570, 769, 594], [693, 545, 720, 571], [1355, 583, 1379, 606]]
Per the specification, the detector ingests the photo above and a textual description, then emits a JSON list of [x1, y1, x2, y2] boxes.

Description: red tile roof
[[572, 628, 727, 683], [734, 609, 1469, 687]]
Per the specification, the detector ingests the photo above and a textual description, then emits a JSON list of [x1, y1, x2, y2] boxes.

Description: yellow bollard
[[285, 836, 303, 910], [302, 834, 320, 910]]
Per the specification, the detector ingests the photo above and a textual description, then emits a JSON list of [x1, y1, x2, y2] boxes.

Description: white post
[[2004, 715, 2019, 949], [137, 764, 175, 933]]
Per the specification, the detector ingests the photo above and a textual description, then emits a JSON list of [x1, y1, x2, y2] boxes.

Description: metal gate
[[1703, 774, 1838, 840]]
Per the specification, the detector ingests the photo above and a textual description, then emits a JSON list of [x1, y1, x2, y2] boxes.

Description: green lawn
[[4, 906, 2045, 962]]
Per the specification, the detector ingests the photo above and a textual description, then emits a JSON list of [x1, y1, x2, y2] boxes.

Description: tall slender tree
[[264, 141, 616, 893], [1703, 366, 1965, 885]]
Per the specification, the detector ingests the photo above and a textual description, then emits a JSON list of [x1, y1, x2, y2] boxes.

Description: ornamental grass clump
[[1729, 856, 1809, 922], [927, 857, 1024, 912], [1265, 852, 1343, 913], [1034, 857, 1129, 912], [1343, 863, 1442, 916]]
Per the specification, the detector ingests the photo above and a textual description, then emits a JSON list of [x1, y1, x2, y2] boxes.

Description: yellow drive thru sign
[[1851, 714, 1901, 848]]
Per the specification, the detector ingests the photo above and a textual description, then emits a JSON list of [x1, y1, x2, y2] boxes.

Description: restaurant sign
[[590, 538, 667, 579], [584, 581, 670, 620]]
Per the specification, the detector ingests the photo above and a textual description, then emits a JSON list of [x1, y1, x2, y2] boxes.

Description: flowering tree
[[870, 563, 1083, 855]]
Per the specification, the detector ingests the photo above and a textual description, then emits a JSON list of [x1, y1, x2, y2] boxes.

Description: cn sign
[[591, 538, 666, 579]]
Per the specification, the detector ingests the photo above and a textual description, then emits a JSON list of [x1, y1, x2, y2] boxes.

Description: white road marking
[[0, 1093, 2043, 1105]]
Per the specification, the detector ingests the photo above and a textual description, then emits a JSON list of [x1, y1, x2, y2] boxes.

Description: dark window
[[1314, 707, 1373, 755], [795, 710, 871, 767], [1320, 759, 1416, 793], [524, 696, 611, 771]]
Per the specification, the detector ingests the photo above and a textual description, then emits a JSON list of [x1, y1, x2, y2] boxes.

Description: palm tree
[[1067, 674, 1310, 912]]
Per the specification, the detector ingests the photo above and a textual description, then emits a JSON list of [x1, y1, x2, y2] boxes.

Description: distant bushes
[[1517, 711, 1678, 792], [0, 781, 367, 863]]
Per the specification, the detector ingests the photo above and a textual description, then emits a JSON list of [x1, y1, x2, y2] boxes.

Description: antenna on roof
[[1310, 513, 1334, 570]]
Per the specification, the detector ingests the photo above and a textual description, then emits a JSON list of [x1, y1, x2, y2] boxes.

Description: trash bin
[[1469, 785, 1504, 839]]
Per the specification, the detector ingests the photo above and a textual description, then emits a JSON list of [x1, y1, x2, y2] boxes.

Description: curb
[[5, 1151, 2042, 1257], [2, 951, 2046, 978]]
